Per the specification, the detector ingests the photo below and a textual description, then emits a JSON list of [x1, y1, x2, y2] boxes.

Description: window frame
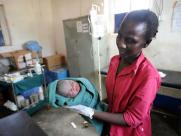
[[0, 3, 11, 47]]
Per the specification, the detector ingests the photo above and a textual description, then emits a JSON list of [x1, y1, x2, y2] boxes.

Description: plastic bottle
[[25, 99, 30, 108], [16, 95, 25, 108], [34, 60, 42, 74], [38, 87, 44, 100]]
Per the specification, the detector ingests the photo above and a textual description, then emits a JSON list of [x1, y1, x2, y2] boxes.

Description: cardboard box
[[11, 50, 33, 69], [31, 52, 38, 59], [31, 51, 43, 64], [0, 52, 12, 58], [31, 51, 42, 59], [0, 50, 32, 69], [43, 54, 66, 70], [0, 50, 43, 70]]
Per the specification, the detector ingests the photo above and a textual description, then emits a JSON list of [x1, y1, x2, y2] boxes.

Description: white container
[[34, 61, 42, 74], [30, 95, 36, 106], [38, 87, 44, 100], [16, 95, 25, 108], [34, 93, 39, 104], [25, 99, 30, 108]]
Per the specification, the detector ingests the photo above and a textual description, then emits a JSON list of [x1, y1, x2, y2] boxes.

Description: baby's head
[[56, 80, 80, 98]]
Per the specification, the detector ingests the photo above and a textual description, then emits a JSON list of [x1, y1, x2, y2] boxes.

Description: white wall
[[0, 0, 179, 71], [144, 0, 181, 71], [106, 0, 181, 71], [52, 0, 104, 56], [0, 0, 55, 57]]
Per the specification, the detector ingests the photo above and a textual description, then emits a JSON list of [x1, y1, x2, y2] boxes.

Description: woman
[[66, 10, 160, 136]]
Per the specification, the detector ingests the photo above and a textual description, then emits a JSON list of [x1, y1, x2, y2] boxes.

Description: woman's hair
[[124, 10, 159, 44]]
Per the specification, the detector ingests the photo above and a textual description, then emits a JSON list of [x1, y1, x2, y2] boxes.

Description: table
[[0, 73, 47, 115], [158, 69, 181, 89], [101, 67, 181, 88], [0, 111, 47, 136]]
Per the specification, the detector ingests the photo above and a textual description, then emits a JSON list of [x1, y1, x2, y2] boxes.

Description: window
[[113, 0, 152, 14], [171, 1, 181, 32], [113, 0, 153, 33], [114, 12, 127, 33], [0, 4, 11, 47], [104, 0, 154, 33]]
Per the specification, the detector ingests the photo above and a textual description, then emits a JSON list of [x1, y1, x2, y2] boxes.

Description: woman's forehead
[[119, 21, 147, 36]]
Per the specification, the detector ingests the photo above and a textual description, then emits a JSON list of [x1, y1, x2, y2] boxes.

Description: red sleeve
[[123, 77, 160, 128]]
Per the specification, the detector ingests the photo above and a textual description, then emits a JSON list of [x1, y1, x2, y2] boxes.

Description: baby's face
[[57, 80, 80, 97]]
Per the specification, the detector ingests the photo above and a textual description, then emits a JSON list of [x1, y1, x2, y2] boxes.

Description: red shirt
[[106, 53, 160, 136]]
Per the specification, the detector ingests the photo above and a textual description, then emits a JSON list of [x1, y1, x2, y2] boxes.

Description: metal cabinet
[[63, 16, 108, 80], [0, 68, 47, 116]]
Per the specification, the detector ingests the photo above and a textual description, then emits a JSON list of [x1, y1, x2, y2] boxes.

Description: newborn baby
[[56, 80, 80, 98]]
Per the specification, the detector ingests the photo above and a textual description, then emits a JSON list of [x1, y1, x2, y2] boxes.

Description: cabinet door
[[76, 29, 94, 77], [63, 16, 94, 77], [63, 19, 81, 77]]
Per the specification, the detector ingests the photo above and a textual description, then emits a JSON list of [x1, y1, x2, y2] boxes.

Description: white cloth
[[64, 105, 94, 119], [4, 100, 18, 111]]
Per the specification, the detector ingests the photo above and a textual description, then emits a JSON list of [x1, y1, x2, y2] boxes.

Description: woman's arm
[[93, 111, 128, 126], [64, 105, 127, 126]]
